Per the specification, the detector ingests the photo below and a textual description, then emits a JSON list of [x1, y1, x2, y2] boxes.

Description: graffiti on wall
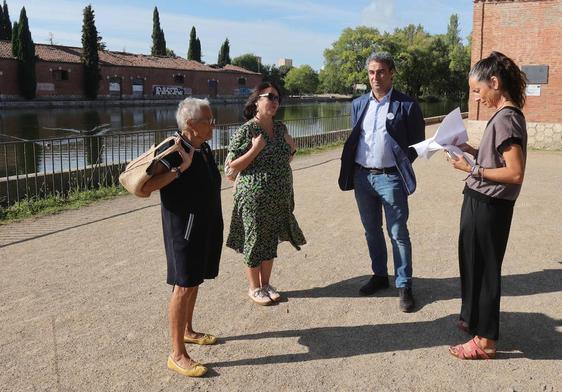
[[152, 85, 191, 96]]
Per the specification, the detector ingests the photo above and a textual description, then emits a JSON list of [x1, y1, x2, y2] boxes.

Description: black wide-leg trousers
[[458, 190, 514, 340]]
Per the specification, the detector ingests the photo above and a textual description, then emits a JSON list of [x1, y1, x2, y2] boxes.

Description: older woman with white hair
[[142, 97, 223, 377]]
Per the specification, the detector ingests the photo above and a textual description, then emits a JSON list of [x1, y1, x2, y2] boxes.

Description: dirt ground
[[1, 129, 561, 391]]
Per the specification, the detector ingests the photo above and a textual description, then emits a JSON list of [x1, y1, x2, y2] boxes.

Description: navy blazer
[[338, 89, 425, 191]]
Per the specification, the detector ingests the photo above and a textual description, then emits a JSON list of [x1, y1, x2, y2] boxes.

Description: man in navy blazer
[[338, 51, 425, 312]]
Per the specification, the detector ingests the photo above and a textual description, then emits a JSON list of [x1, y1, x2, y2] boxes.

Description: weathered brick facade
[[470, 0, 562, 123], [0, 41, 262, 100]]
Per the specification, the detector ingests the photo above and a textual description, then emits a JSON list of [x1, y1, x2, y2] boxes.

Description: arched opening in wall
[[108, 77, 122, 99], [53, 70, 69, 81], [208, 79, 218, 98], [132, 77, 144, 98]]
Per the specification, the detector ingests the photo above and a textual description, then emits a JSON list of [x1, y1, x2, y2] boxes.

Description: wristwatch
[[171, 166, 182, 178]]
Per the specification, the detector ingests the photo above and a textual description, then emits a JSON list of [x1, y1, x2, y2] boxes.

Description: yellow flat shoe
[[167, 356, 207, 377], [183, 333, 217, 345]]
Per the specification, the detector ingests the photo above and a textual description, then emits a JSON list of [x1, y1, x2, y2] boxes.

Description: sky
[[4, 0, 473, 70]]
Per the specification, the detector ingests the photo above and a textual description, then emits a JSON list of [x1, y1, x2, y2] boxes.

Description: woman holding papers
[[448, 51, 527, 360]]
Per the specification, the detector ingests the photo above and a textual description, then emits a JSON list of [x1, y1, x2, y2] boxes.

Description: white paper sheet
[[444, 144, 474, 167], [410, 107, 468, 159]]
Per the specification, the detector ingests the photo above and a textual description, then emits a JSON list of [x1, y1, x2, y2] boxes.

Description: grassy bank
[[0, 186, 129, 224]]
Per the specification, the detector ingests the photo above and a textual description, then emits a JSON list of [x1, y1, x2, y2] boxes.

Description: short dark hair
[[365, 51, 396, 71], [469, 51, 527, 108], [243, 81, 282, 120]]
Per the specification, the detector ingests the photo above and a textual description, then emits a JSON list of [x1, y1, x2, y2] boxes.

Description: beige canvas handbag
[[119, 136, 179, 198]]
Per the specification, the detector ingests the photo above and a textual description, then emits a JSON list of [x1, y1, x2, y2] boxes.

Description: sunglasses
[[258, 93, 280, 102]]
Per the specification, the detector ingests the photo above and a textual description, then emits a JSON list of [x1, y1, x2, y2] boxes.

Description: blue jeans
[[353, 167, 412, 288]]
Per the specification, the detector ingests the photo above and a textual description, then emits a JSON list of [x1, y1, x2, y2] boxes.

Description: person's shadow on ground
[[209, 312, 561, 368], [283, 267, 562, 311]]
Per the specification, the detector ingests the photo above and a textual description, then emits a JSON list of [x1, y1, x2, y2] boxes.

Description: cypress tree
[[10, 20, 17, 56], [151, 7, 166, 56], [0, 5, 4, 40], [16, 7, 36, 99], [195, 38, 201, 62], [2, 0, 12, 40], [158, 29, 166, 55], [81, 5, 101, 99], [217, 38, 231, 67], [187, 26, 196, 60]]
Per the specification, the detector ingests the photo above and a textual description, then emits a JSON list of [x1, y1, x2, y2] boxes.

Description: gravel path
[[1, 134, 561, 391]]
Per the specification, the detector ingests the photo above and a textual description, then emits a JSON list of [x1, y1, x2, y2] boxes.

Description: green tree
[[166, 47, 176, 57], [389, 24, 434, 97], [151, 7, 166, 56], [441, 14, 471, 100], [217, 38, 231, 67], [259, 64, 288, 94], [187, 26, 197, 60], [16, 7, 36, 99], [231, 53, 260, 73], [284, 65, 319, 94], [423, 36, 451, 97], [81, 5, 101, 99], [448, 42, 471, 100], [319, 26, 389, 94], [0, 4, 4, 40], [446, 14, 461, 48], [96, 34, 106, 51], [1, 0, 12, 40], [10, 20, 18, 56], [195, 37, 201, 62]]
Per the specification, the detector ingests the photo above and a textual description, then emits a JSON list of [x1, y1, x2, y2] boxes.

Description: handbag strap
[[124, 137, 180, 172], [153, 137, 181, 161]]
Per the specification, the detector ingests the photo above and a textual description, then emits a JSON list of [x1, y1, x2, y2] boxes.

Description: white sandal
[[248, 287, 272, 306], [262, 284, 281, 301]]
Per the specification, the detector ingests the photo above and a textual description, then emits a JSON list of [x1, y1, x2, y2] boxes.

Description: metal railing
[[0, 114, 351, 206]]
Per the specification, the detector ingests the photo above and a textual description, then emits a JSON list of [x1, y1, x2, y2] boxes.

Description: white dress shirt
[[355, 89, 396, 168]]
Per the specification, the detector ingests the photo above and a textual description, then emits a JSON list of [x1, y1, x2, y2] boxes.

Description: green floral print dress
[[226, 118, 306, 267]]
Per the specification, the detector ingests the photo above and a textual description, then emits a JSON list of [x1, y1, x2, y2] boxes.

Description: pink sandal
[[449, 337, 496, 360]]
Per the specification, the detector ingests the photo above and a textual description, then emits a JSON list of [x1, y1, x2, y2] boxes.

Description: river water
[[0, 100, 467, 142]]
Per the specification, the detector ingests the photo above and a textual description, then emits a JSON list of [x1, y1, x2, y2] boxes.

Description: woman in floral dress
[[226, 82, 306, 305]]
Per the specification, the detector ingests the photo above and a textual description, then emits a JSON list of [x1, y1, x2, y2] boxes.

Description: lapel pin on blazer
[[387, 112, 395, 120]]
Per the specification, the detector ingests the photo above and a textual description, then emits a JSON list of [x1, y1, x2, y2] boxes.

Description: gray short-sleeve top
[[466, 107, 527, 201]]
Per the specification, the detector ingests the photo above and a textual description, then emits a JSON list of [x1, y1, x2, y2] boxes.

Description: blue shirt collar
[[370, 87, 393, 103]]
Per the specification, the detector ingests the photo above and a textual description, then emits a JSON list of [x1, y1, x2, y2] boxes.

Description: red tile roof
[[0, 40, 260, 75]]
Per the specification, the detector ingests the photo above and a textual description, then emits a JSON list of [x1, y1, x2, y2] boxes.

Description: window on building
[[174, 75, 185, 84], [238, 77, 246, 86], [53, 70, 69, 81]]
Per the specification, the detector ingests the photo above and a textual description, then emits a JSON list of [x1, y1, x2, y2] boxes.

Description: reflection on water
[[0, 100, 467, 177], [0, 100, 466, 142]]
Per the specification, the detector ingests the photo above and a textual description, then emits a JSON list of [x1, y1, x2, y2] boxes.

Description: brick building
[[0, 41, 262, 100], [469, 0, 562, 149]]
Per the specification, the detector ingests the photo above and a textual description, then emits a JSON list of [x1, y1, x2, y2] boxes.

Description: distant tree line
[[319, 15, 471, 100]]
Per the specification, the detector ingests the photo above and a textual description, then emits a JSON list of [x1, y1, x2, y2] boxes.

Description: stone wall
[[468, 120, 562, 150]]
